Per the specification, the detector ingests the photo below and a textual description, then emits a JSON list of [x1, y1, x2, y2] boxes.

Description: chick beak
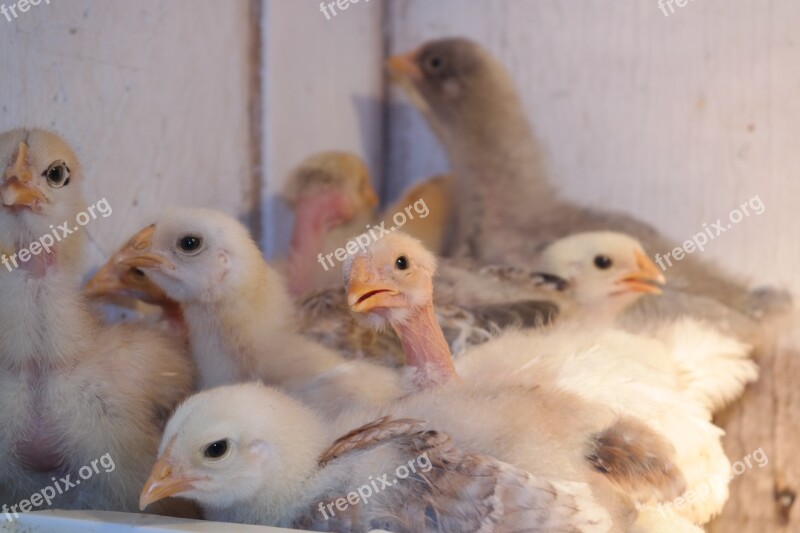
[[617, 250, 667, 294], [1, 142, 47, 211], [117, 225, 176, 271], [386, 49, 423, 82], [139, 455, 197, 511], [83, 262, 126, 299], [347, 258, 401, 313]]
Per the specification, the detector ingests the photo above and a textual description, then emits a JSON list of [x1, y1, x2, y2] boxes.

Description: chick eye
[[177, 235, 204, 255], [203, 440, 229, 460], [594, 255, 613, 270], [395, 256, 409, 270], [42, 160, 71, 188], [131, 267, 146, 279], [426, 55, 444, 71]]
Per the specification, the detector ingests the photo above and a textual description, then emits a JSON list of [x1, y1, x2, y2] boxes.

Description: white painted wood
[[386, 0, 800, 297], [0, 0, 258, 272], [260, 0, 386, 257]]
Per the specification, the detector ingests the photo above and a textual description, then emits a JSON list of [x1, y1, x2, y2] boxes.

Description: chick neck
[[390, 300, 457, 389], [180, 257, 295, 388], [181, 254, 350, 392], [432, 79, 559, 259], [0, 240, 94, 370], [288, 190, 367, 296]]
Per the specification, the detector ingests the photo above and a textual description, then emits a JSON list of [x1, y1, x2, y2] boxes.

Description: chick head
[[386, 37, 515, 135], [0, 128, 87, 271], [283, 151, 378, 217], [139, 382, 324, 512], [116, 208, 262, 304], [344, 231, 437, 329], [537, 231, 666, 313]]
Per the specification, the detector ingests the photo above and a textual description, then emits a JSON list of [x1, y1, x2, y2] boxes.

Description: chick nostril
[[3, 172, 32, 185]]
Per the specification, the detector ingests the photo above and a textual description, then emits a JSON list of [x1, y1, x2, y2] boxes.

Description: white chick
[[114, 207, 403, 416], [346, 231, 750, 524], [531, 231, 759, 415], [141, 381, 689, 531], [0, 128, 194, 514]]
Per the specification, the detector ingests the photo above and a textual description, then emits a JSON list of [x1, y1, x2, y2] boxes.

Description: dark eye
[[423, 53, 445, 73], [395, 256, 409, 270], [131, 267, 146, 279], [594, 255, 613, 270], [203, 440, 229, 459], [177, 235, 203, 255], [42, 160, 70, 188]]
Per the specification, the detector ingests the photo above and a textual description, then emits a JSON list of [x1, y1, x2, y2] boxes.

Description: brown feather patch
[[586, 416, 687, 504]]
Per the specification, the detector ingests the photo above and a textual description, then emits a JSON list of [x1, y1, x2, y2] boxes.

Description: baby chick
[[113, 207, 404, 415], [521, 230, 760, 415], [0, 129, 194, 514], [345, 231, 744, 524], [283, 151, 453, 295], [387, 37, 790, 323], [140, 382, 620, 531], [283, 151, 378, 296]]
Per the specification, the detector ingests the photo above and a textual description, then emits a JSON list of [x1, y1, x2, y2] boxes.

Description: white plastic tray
[[0, 510, 305, 532], [1, 510, 390, 532]]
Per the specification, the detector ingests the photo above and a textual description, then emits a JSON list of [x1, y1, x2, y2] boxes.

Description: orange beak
[[139, 454, 199, 511], [83, 261, 128, 299], [117, 224, 176, 271], [347, 258, 401, 313], [85, 225, 175, 302], [386, 48, 423, 82], [616, 250, 667, 295], [1, 142, 47, 210]]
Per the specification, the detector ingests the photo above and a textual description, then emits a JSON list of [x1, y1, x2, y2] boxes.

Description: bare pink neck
[[391, 303, 457, 388], [287, 194, 343, 295]]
